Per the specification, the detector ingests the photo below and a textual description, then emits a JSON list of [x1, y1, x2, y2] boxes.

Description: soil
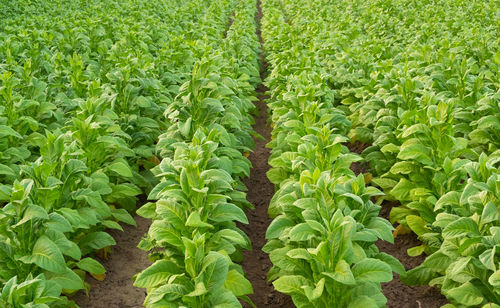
[[238, 1, 293, 307], [224, 10, 235, 38], [376, 202, 448, 308], [346, 141, 371, 176], [346, 140, 370, 154], [350, 161, 370, 176], [72, 216, 151, 308]]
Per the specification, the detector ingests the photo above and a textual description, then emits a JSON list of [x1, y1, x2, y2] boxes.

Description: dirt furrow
[[377, 203, 448, 308], [238, 1, 293, 307], [72, 216, 151, 308]]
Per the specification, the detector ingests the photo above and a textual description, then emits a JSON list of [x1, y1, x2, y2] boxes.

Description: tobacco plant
[[260, 0, 403, 306], [134, 0, 260, 307], [270, 0, 500, 305], [0, 0, 236, 305], [402, 154, 500, 307], [265, 171, 402, 307]]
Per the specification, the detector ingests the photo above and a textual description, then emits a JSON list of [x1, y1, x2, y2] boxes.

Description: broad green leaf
[[422, 252, 451, 271], [435, 191, 460, 211], [400, 267, 435, 286], [210, 203, 248, 224], [443, 217, 479, 239], [397, 143, 433, 165], [406, 215, 431, 237], [0, 163, 15, 177], [145, 283, 187, 304], [372, 178, 398, 190], [482, 304, 500, 308], [389, 161, 414, 175], [267, 168, 288, 185], [322, 260, 355, 285], [407, 245, 425, 257], [134, 260, 182, 288], [273, 275, 310, 295], [209, 288, 240, 307], [224, 269, 253, 296], [374, 252, 405, 275], [266, 216, 295, 239], [488, 270, 500, 287], [149, 220, 183, 249], [286, 248, 312, 260], [303, 278, 325, 301], [186, 282, 207, 297], [46, 213, 73, 233], [78, 231, 116, 253], [216, 229, 249, 248], [136, 202, 157, 219], [101, 220, 123, 231], [202, 252, 229, 291], [186, 211, 214, 229], [107, 161, 133, 178], [15, 204, 49, 227], [401, 123, 429, 138], [46, 268, 84, 291], [77, 258, 105, 275], [352, 258, 393, 283], [21, 236, 66, 274], [367, 217, 394, 243], [447, 257, 472, 279], [446, 282, 484, 306], [289, 223, 315, 241], [0, 125, 22, 138], [389, 178, 414, 201], [482, 201, 500, 224], [479, 247, 496, 271], [347, 296, 379, 308], [111, 208, 136, 226], [45, 230, 81, 261]]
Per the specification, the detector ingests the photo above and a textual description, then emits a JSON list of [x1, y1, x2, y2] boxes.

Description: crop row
[[260, 0, 405, 307], [328, 0, 500, 305], [132, 0, 262, 307], [0, 0, 243, 306], [262, 0, 500, 306]]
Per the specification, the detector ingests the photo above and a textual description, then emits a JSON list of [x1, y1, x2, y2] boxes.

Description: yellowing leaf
[[90, 273, 106, 281], [393, 224, 412, 238]]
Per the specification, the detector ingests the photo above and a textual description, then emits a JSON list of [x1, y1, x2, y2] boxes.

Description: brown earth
[[238, 1, 293, 307], [239, 82, 293, 308], [346, 141, 372, 176], [72, 216, 151, 308], [377, 203, 448, 308], [346, 140, 370, 154]]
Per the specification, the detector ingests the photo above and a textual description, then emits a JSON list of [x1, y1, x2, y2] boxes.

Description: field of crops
[[0, 0, 498, 307]]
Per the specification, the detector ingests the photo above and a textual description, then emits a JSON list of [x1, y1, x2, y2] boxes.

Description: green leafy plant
[[133, 0, 261, 306], [260, 0, 403, 306], [402, 153, 500, 307], [264, 171, 402, 307]]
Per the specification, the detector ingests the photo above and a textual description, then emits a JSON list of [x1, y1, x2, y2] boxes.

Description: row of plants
[[0, 0, 239, 306], [272, 0, 500, 306], [259, 0, 405, 307], [132, 0, 263, 307]]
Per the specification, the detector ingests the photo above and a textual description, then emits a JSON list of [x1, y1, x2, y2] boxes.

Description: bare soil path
[[377, 203, 448, 308], [238, 1, 293, 307], [72, 216, 151, 308]]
